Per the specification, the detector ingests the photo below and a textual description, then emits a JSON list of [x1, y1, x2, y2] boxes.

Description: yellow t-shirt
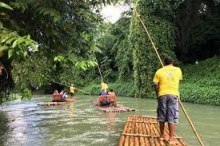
[[153, 65, 182, 97], [101, 82, 108, 91], [69, 86, 75, 93]]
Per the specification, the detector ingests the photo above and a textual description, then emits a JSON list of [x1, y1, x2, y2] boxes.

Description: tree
[[0, 0, 121, 100], [130, 0, 177, 98], [175, 0, 220, 63]]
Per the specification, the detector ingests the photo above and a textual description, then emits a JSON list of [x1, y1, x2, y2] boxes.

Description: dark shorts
[[157, 94, 179, 124], [70, 93, 74, 96]]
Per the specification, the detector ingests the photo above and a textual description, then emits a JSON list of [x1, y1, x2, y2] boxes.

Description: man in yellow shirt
[[101, 81, 108, 92], [69, 84, 76, 98], [153, 57, 182, 144]]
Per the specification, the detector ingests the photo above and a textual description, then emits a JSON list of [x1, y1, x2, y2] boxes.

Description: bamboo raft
[[37, 98, 76, 106], [37, 101, 66, 106], [91, 100, 136, 112], [119, 116, 187, 146]]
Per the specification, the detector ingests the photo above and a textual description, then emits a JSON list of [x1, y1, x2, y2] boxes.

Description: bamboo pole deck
[[91, 100, 136, 112], [38, 98, 76, 106], [37, 102, 66, 106], [119, 115, 187, 146]]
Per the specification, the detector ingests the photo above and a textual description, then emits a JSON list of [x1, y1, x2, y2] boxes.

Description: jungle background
[[0, 0, 220, 105]]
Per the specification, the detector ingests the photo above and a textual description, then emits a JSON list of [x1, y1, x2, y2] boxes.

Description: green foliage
[[0, 27, 38, 58], [75, 60, 97, 71], [90, 9, 133, 83], [83, 56, 220, 106], [21, 88, 32, 100], [0, 2, 38, 59], [130, 0, 177, 98], [12, 52, 53, 89], [108, 81, 135, 97], [1, 0, 123, 100], [82, 80, 135, 97], [180, 56, 220, 105], [113, 11, 134, 80], [0, 2, 13, 10]]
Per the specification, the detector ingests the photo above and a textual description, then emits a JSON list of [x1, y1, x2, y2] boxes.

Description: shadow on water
[[0, 95, 219, 146]]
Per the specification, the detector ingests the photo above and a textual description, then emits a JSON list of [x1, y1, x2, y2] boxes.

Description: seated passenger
[[108, 89, 116, 96], [97, 90, 109, 106], [107, 89, 117, 106], [98, 95, 110, 106], [99, 90, 107, 96], [60, 90, 67, 101], [52, 90, 61, 102]]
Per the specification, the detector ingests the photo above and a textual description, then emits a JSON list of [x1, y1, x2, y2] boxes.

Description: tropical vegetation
[[0, 0, 219, 105]]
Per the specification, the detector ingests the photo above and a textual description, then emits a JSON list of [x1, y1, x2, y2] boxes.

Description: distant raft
[[37, 101, 66, 106], [91, 100, 136, 112], [38, 98, 76, 106], [118, 115, 187, 146]]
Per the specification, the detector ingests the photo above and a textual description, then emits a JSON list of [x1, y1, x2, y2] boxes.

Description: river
[[0, 95, 219, 146]]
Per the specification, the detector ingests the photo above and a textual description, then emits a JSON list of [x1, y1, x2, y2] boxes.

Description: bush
[[180, 56, 220, 105]]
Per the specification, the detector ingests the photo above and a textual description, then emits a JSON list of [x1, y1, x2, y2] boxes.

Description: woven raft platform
[[119, 116, 187, 146], [38, 98, 76, 106], [91, 100, 136, 112]]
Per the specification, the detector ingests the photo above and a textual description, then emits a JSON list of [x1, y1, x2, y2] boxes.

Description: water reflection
[[65, 102, 74, 113], [99, 112, 117, 130]]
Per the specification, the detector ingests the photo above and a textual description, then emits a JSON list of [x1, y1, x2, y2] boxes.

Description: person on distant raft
[[101, 80, 108, 92], [107, 89, 117, 106], [69, 84, 76, 98], [153, 57, 183, 144], [97, 89, 109, 106], [99, 89, 107, 96], [52, 90, 61, 102], [60, 89, 68, 101]]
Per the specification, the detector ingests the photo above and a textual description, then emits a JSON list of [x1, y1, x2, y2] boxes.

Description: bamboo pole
[[179, 99, 205, 146], [93, 54, 104, 82], [130, 121, 134, 146], [133, 8, 163, 67], [124, 130, 130, 145], [50, 80, 91, 95], [118, 135, 125, 146], [142, 122, 147, 146], [134, 6, 205, 146], [135, 136, 139, 146], [119, 123, 127, 146]]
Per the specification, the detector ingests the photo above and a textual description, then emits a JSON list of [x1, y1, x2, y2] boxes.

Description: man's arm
[[153, 82, 159, 97]]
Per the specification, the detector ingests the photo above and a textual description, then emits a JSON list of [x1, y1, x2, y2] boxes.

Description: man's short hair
[[164, 57, 173, 65]]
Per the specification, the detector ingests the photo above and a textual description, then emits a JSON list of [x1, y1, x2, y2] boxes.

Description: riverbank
[[83, 56, 220, 106]]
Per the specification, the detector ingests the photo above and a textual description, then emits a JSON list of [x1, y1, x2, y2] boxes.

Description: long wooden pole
[[93, 54, 104, 82], [178, 100, 205, 146], [51, 80, 91, 95], [134, 7, 205, 146], [134, 9, 163, 67]]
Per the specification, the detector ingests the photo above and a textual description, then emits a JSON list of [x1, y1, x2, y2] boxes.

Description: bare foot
[[168, 138, 178, 145], [159, 136, 169, 142]]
